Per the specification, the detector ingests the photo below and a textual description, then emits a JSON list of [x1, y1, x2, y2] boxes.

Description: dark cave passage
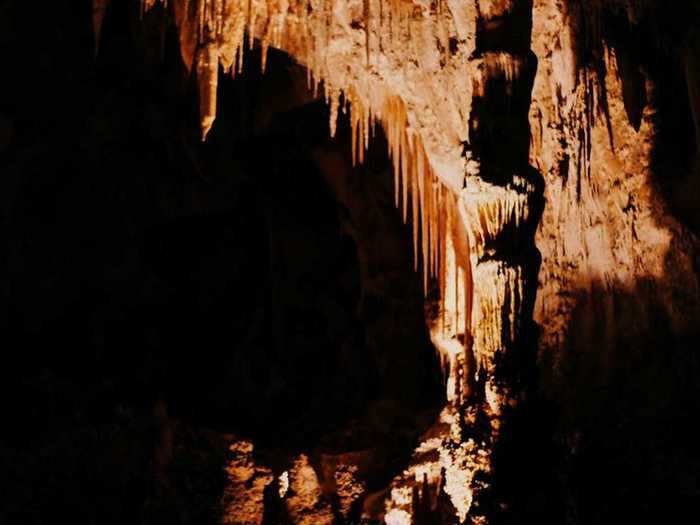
[[151, 50, 446, 446], [0, 3, 444, 523]]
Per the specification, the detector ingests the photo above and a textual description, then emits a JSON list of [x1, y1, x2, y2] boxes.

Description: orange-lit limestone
[[334, 463, 367, 518], [424, 175, 532, 416], [426, 186, 474, 404], [458, 175, 535, 415], [140, 0, 474, 186], [138, 1, 476, 324], [343, 91, 479, 401], [142, 0, 446, 136], [197, 42, 220, 138], [278, 471, 289, 497], [460, 174, 535, 259], [472, 261, 524, 416], [285, 455, 334, 525], [342, 89, 465, 304], [221, 440, 274, 525], [529, 11, 697, 371], [318, 86, 477, 401], [439, 413, 491, 523], [383, 407, 491, 524]]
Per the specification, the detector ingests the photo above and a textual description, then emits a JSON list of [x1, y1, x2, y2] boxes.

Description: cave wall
[[529, 1, 700, 520], [532, 0, 700, 369]]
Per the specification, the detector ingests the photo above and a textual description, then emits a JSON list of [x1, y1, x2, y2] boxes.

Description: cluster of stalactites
[[343, 92, 474, 344], [331, 86, 476, 397], [461, 175, 535, 259], [137, 0, 437, 139], [133, 0, 474, 376], [429, 187, 474, 403], [352, 94, 448, 296]]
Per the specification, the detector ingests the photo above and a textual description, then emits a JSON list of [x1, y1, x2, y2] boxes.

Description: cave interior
[[1, 1, 700, 525]]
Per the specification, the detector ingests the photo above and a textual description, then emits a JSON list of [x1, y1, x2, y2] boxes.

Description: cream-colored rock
[[530, 0, 699, 368]]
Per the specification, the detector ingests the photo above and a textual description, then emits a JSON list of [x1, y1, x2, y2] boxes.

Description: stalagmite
[[221, 440, 273, 525], [285, 455, 334, 525]]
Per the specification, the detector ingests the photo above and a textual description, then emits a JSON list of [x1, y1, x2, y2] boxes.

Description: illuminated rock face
[[531, 0, 700, 366], [383, 3, 543, 521], [222, 440, 273, 525], [128, 0, 700, 524]]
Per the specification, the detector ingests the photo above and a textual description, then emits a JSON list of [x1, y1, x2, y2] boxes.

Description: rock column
[[462, 0, 542, 427]]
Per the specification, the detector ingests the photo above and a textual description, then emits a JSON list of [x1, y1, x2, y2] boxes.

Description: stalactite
[[451, 195, 459, 336], [411, 136, 419, 271], [92, 0, 110, 55], [430, 180, 438, 279], [196, 0, 206, 42], [400, 128, 408, 223], [247, 0, 257, 51], [438, 186, 447, 336], [328, 89, 339, 138], [197, 42, 219, 139], [461, 175, 534, 259], [351, 107, 358, 166], [142, 0, 163, 15], [141, 0, 461, 156], [417, 143, 428, 293], [462, 256, 472, 392]]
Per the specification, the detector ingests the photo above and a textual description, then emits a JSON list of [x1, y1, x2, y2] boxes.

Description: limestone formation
[[124, 0, 700, 523]]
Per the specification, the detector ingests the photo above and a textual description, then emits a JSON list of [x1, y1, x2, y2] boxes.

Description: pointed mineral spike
[[92, 0, 110, 56], [401, 131, 408, 223], [329, 91, 339, 138], [197, 43, 219, 141], [412, 143, 419, 271], [172, 0, 198, 72], [351, 105, 357, 166]]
